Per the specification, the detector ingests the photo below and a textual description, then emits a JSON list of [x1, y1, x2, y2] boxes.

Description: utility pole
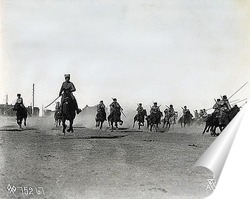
[[32, 83, 35, 116], [5, 94, 8, 105]]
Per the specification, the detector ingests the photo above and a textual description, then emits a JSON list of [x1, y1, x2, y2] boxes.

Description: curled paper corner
[[206, 103, 250, 198], [193, 105, 247, 182]]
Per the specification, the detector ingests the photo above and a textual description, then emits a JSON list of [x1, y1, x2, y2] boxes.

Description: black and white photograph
[[0, 0, 250, 198]]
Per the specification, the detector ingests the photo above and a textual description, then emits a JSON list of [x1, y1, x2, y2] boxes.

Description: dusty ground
[[0, 115, 215, 199]]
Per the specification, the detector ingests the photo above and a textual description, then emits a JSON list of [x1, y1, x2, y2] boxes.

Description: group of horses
[[202, 105, 240, 136], [13, 95, 240, 136], [96, 108, 178, 132]]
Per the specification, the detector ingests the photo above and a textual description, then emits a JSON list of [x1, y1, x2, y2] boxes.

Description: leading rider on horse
[[59, 74, 81, 115]]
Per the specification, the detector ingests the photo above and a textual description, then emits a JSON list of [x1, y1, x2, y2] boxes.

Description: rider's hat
[[170, 104, 173, 107], [64, 74, 70, 78], [223, 95, 227, 99], [154, 102, 157, 105], [113, 98, 117, 101], [184, 106, 187, 108], [17, 94, 21, 96], [100, 100, 103, 103], [139, 103, 142, 105]]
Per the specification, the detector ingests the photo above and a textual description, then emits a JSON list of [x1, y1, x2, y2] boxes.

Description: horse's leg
[[111, 121, 114, 132], [24, 118, 27, 126], [167, 122, 170, 131], [19, 117, 23, 129], [67, 119, 74, 133], [100, 121, 103, 129], [62, 118, 67, 135], [202, 123, 208, 135], [133, 120, 136, 128]]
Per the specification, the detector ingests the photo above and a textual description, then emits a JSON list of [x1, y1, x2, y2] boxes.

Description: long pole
[[32, 83, 34, 116], [231, 98, 248, 106], [228, 82, 248, 100]]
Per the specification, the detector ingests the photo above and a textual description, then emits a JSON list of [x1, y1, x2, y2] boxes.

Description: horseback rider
[[59, 74, 81, 114], [202, 109, 208, 118], [16, 94, 24, 107], [136, 103, 144, 113], [219, 95, 231, 124], [221, 95, 231, 110], [199, 109, 204, 118], [194, 110, 199, 120], [182, 106, 190, 116], [150, 102, 160, 114], [135, 103, 145, 125], [213, 99, 221, 115], [55, 102, 60, 111], [109, 98, 123, 122], [168, 105, 175, 117], [97, 100, 106, 120]]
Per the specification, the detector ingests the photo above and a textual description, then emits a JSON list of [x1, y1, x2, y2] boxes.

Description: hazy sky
[[1, 0, 250, 114]]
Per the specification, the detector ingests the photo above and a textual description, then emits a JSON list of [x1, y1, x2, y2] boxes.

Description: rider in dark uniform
[[136, 103, 145, 125], [96, 100, 106, 120], [109, 98, 123, 123], [59, 74, 81, 114], [150, 102, 161, 124]]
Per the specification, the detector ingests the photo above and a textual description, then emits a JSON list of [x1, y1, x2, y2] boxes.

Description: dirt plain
[[0, 114, 216, 199]]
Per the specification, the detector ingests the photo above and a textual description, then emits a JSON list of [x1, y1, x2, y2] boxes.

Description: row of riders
[[13, 74, 240, 136]]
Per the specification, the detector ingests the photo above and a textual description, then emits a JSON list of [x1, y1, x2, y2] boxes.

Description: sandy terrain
[[0, 115, 215, 199]]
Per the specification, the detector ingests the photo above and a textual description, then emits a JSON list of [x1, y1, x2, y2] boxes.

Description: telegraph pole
[[32, 83, 35, 116], [5, 94, 8, 105]]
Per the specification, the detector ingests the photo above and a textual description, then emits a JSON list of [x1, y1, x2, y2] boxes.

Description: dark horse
[[133, 109, 147, 129], [13, 103, 27, 129], [202, 105, 240, 136], [54, 109, 62, 127], [61, 91, 76, 135], [146, 111, 163, 132], [108, 108, 123, 131], [178, 111, 193, 128], [95, 108, 106, 129]]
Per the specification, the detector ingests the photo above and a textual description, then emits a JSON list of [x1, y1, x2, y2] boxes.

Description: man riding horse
[[147, 102, 162, 131], [59, 74, 81, 115], [133, 103, 147, 129], [54, 102, 62, 127], [13, 94, 27, 128], [108, 98, 123, 131], [96, 100, 107, 129], [59, 74, 81, 134], [180, 106, 193, 127], [163, 104, 176, 129]]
